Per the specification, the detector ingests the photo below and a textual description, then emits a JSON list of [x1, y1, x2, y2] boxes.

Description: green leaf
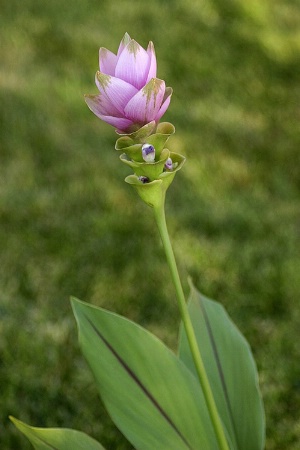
[[178, 282, 265, 450], [9, 416, 106, 450], [71, 298, 219, 450]]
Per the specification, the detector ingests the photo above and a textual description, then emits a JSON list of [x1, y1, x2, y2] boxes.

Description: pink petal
[[85, 94, 133, 130], [124, 78, 166, 123], [95, 71, 138, 114], [98, 116, 133, 131], [117, 33, 131, 59], [115, 40, 150, 90], [99, 48, 117, 76], [85, 94, 120, 117], [155, 87, 172, 121], [145, 41, 157, 83]]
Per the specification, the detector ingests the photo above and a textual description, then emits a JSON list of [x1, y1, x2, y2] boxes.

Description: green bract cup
[[125, 152, 186, 208], [120, 148, 170, 181], [116, 120, 184, 207], [115, 121, 175, 162]]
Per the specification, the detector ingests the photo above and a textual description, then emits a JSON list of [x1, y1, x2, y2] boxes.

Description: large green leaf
[[71, 298, 220, 450], [10, 416, 106, 450], [178, 282, 265, 450]]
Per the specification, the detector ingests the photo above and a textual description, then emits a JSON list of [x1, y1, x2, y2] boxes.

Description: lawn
[[0, 0, 299, 449]]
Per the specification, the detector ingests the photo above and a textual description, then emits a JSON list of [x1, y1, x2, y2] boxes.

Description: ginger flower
[[85, 33, 172, 134]]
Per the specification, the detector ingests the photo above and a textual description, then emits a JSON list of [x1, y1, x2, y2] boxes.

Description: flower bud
[[142, 144, 155, 162], [138, 176, 150, 184], [164, 157, 178, 171], [165, 157, 173, 170], [84, 34, 172, 134]]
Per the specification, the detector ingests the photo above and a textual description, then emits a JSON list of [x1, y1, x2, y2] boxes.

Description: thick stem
[[153, 200, 230, 450]]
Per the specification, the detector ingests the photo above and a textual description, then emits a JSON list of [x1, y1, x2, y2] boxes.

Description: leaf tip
[[70, 296, 84, 314], [9, 416, 23, 428], [9, 416, 29, 436]]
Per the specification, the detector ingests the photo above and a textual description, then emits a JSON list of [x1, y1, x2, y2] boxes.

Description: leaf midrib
[[85, 314, 193, 450]]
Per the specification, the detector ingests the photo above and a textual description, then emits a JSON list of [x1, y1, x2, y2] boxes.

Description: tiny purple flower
[[138, 176, 150, 184], [142, 144, 155, 162], [85, 33, 172, 134], [165, 157, 173, 170]]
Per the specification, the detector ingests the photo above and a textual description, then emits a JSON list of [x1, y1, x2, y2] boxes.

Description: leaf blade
[[10, 417, 106, 450], [71, 297, 219, 450], [178, 282, 265, 450]]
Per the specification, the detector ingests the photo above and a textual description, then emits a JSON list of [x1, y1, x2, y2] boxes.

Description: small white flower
[[142, 144, 156, 162]]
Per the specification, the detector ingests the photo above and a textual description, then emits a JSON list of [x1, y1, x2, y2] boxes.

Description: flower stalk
[[153, 197, 230, 450]]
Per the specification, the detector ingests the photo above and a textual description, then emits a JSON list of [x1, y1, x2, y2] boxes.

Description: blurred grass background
[[0, 0, 299, 448]]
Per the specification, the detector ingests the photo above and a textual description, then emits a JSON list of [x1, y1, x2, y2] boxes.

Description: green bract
[[120, 148, 169, 180], [115, 121, 175, 161], [125, 152, 185, 208], [115, 121, 184, 208]]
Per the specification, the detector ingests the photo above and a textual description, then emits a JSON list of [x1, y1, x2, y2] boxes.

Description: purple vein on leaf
[[197, 296, 238, 443], [84, 315, 193, 450]]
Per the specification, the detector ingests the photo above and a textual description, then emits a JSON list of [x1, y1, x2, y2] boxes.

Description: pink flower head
[[85, 33, 172, 134]]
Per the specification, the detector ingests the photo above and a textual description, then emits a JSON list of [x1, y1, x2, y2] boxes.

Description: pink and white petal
[[117, 32, 131, 58], [115, 40, 150, 90], [124, 78, 166, 123], [154, 87, 173, 121], [99, 48, 117, 76], [95, 71, 138, 114], [84, 95, 133, 130], [145, 41, 157, 83], [97, 115, 133, 131], [85, 94, 120, 118]]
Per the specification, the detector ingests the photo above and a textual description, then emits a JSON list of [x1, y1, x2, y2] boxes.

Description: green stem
[[153, 199, 230, 450]]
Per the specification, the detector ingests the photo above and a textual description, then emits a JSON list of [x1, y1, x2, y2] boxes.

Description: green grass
[[1, 0, 299, 448]]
